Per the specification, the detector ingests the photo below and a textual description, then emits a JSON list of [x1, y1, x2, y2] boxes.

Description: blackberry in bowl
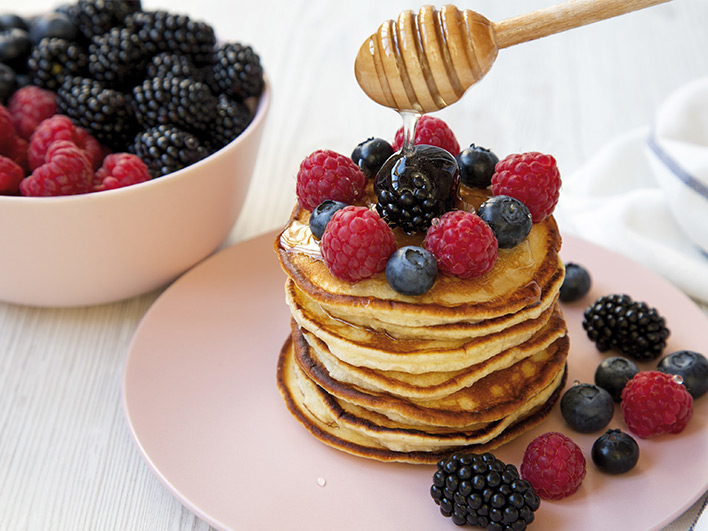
[[0, 5, 270, 306]]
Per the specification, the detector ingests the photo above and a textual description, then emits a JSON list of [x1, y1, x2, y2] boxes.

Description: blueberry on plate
[[351, 137, 394, 179], [657, 350, 708, 398], [559, 262, 592, 302], [456, 143, 498, 188], [309, 200, 348, 240], [385, 245, 437, 296], [560, 382, 614, 433], [477, 195, 532, 248], [592, 429, 639, 474], [594, 356, 639, 402]]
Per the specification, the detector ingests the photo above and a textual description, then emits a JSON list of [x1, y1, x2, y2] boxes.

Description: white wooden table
[[2, 1, 708, 529]]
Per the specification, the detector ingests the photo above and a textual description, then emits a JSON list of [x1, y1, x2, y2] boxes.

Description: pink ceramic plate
[[122, 231, 708, 531]]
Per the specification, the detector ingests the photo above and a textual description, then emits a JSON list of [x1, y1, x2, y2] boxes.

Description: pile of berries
[[295, 115, 562, 294], [0, 1, 264, 196]]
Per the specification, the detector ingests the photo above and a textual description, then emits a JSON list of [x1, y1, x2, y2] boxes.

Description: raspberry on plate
[[296, 149, 367, 211], [0, 154, 24, 194], [521, 431, 587, 500], [423, 210, 498, 279], [392, 115, 460, 156], [94, 153, 151, 192], [28, 114, 102, 171], [20, 139, 94, 196], [621, 370, 693, 438], [320, 206, 396, 282], [492, 152, 561, 223], [7, 85, 57, 140]]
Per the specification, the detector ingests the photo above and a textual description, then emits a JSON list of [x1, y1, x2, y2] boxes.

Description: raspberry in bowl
[[0, 5, 270, 306]]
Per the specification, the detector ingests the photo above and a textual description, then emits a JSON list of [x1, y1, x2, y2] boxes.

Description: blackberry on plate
[[88, 26, 152, 89], [560, 382, 614, 433], [591, 429, 639, 475], [477, 195, 532, 249], [309, 200, 348, 240], [559, 262, 592, 303], [131, 124, 209, 178], [0, 27, 31, 72], [657, 350, 708, 398], [131, 74, 217, 134], [431, 452, 540, 529], [385, 245, 438, 296], [351, 137, 394, 179], [74, 0, 141, 41], [213, 42, 264, 102], [27, 37, 88, 91], [582, 293, 670, 361], [57, 76, 138, 149], [456, 143, 499, 188], [208, 94, 253, 151], [594, 356, 639, 402], [374, 144, 459, 234], [125, 10, 216, 66]]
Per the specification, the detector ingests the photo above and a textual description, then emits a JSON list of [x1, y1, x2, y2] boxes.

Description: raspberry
[[423, 210, 498, 279], [521, 432, 586, 500], [296, 150, 367, 211], [0, 135, 29, 174], [392, 115, 460, 155], [8, 85, 58, 140], [28, 115, 102, 171], [320, 206, 396, 282], [620, 370, 693, 438], [0, 155, 24, 194], [0, 104, 15, 151], [94, 153, 151, 191], [492, 152, 561, 222], [20, 140, 93, 196]]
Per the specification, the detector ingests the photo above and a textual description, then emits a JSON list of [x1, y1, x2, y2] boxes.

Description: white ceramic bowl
[[0, 79, 270, 307]]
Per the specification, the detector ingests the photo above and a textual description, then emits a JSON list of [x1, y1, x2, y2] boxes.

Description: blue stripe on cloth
[[647, 131, 708, 200]]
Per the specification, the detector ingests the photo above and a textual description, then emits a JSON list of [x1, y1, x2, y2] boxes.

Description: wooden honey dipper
[[354, 0, 672, 113]]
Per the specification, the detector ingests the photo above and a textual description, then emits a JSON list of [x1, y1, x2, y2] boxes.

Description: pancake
[[277, 335, 567, 464], [299, 303, 567, 400]]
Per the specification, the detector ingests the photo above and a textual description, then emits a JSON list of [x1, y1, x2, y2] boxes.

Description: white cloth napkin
[[556, 77, 708, 303]]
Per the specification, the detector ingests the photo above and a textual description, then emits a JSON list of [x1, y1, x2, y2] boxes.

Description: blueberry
[[477, 195, 532, 249], [657, 350, 708, 398], [594, 356, 639, 402], [385, 245, 437, 296], [309, 200, 348, 240], [559, 262, 592, 302], [560, 382, 614, 433], [456, 144, 499, 188], [592, 429, 639, 474], [0, 63, 16, 103], [0, 14, 29, 32], [351, 137, 394, 179], [29, 12, 77, 45], [0, 28, 31, 72]]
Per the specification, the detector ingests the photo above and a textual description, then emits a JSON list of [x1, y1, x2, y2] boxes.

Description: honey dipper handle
[[492, 0, 672, 49]]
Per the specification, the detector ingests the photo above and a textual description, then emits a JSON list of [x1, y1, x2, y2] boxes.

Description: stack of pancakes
[[275, 187, 568, 464]]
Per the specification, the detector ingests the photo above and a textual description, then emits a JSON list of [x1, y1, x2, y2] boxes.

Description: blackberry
[[431, 452, 540, 529], [57, 76, 138, 150], [146, 52, 201, 81], [131, 124, 209, 178], [74, 0, 141, 41], [374, 144, 459, 234], [27, 37, 88, 91], [130, 74, 217, 134], [125, 10, 216, 66], [582, 294, 670, 361], [88, 27, 152, 89], [207, 94, 253, 151], [213, 42, 264, 101]]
